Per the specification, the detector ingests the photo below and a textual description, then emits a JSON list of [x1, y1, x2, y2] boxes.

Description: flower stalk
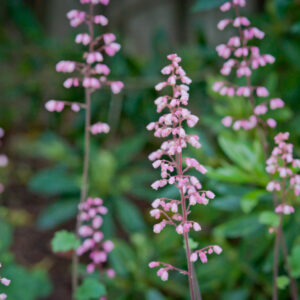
[[46, 0, 123, 297], [148, 54, 222, 300], [215, 1, 298, 299]]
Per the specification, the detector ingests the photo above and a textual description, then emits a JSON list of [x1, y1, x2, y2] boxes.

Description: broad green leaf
[[207, 164, 258, 184], [29, 165, 79, 196], [193, 0, 227, 11], [241, 190, 267, 213], [75, 278, 106, 300], [109, 240, 136, 277], [211, 195, 241, 211], [277, 276, 290, 289], [146, 289, 166, 300], [218, 132, 265, 175], [289, 245, 300, 278], [37, 199, 78, 230], [114, 134, 147, 167], [214, 215, 262, 238], [90, 150, 117, 196], [4, 264, 52, 300], [51, 230, 79, 253], [259, 211, 280, 227], [114, 196, 146, 233]]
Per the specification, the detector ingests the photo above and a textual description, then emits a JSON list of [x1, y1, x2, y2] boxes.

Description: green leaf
[[75, 278, 106, 300], [259, 211, 280, 227], [109, 240, 136, 277], [211, 195, 241, 211], [193, 0, 227, 11], [218, 132, 265, 175], [29, 165, 79, 196], [114, 134, 146, 167], [289, 245, 300, 278], [4, 264, 52, 300], [37, 199, 78, 230], [277, 276, 290, 289], [0, 218, 13, 252], [214, 215, 262, 238], [207, 165, 258, 184], [90, 150, 117, 195], [241, 190, 267, 213], [115, 196, 146, 233], [146, 289, 166, 300], [51, 230, 80, 253]]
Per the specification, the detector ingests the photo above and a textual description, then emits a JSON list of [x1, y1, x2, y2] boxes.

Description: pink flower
[[94, 15, 108, 26], [103, 33, 116, 44], [275, 204, 295, 215], [213, 246, 223, 254], [104, 43, 121, 56], [217, 19, 231, 31], [83, 78, 101, 89], [0, 278, 10, 286], [107, 269, 115, 278], [103, 240, 114, 252], [190, 253, 198, 262], [149, 55, 219, 288], [90, 122, 110, 135], [45, 100, 65, 112], [86, 52, 103, 64], [111, 81, 124, 94], [256, 87, 269, 97], [71, 103, 81, 112], [199, 252, 208, 263], [75, 33, 91, 45], [270, 98, 284, 109], [149, 261, 160, 268], [94, 64, 110, 75], [220, 2, 231, 12], [254, 104, 268, 115], [222, 116, 233, 127], [267, 118, 277, 128], [56, 61, 76, 73]]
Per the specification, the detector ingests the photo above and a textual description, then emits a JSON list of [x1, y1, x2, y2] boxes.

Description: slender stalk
[[232, 5, 297, 298], [72, 4, 94, 296], [72, 88, 92, 296], [279, 230, 298, 300], [176, 149, 200, 300], [272, 216, 282, 300]]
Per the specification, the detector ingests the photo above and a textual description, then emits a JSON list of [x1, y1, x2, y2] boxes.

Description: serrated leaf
[[75, 278, 106, 300], [277, 276, 290, 289], [51, 230, 79, 253]]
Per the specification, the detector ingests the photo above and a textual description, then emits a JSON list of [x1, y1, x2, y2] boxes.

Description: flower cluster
[[45, 0, 124, 127], [46, 0, 120, 292], [147, 54, 222, 284], [266, 132, 300, 215], [214, 0, 284, 131], [77, 197, 115, 278], [0, 263, 10, 300], [0, 129, 8, 195]]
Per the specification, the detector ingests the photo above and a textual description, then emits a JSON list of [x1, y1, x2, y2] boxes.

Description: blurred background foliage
[[0, 0, 300, 299]]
